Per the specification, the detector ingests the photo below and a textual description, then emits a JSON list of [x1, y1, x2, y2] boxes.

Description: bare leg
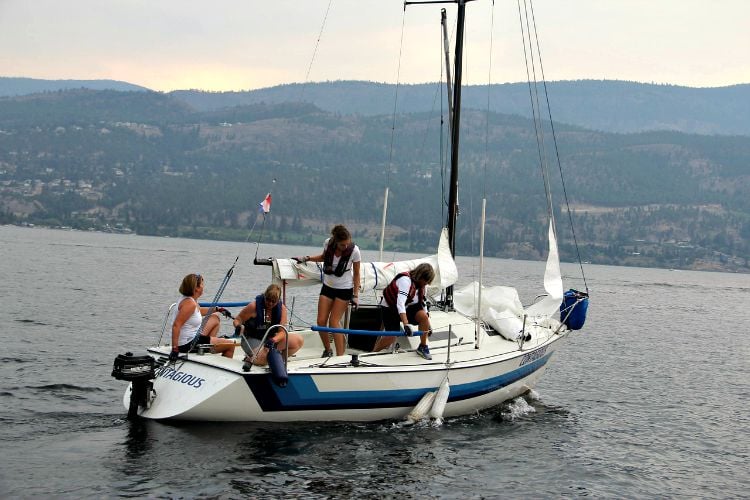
[[210, 339, 236, 358], [415, 310, 431, 347], [317, 295, 334, 353], [252, 332, 305, 366], [202, 315, 235, 357], [203, 313, 222, 337], [372, 336, 396, 352], [251, 347, 268, 366], [329, 298, 349, 355], [278, 332, 305, 360]]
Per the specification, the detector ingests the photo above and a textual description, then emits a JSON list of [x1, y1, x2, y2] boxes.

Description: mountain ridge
[[3, 77, 750, 135], [0, 77, 149, 96], [0, 88, 747, 272]]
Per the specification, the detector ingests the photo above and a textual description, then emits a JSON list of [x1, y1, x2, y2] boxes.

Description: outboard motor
[[560, 289, 589, 330], [111, 352, 157, 419]]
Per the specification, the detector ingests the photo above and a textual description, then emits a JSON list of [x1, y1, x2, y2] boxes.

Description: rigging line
[[518, 0, 554, 228], [460, 5, 475, 259], [244, 217, 259, 244], [188, 260, 237, 352], [411, 50, 449, 221], [483, 0, 495, 199], [253, 215, 267, 260], [386, 9, 408, 188], [288, 310, 314, 329], [299, 0, 334, 103], [523, 0, 554, 226], [440, 51, 447, 224], [414, 20, 449, 165], [414, 72, 449, 185], [528, 0, 589, 291], [417, 85, 446, 161], [255, 215, 268, 259]]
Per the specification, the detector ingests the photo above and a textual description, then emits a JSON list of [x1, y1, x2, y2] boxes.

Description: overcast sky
[[1, 0, 748, 92]]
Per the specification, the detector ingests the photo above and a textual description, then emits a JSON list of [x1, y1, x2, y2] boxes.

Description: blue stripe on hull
[[243, 352, 552, 412]]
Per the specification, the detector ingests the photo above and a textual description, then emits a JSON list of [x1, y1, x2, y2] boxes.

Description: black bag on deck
[[346, 305, 382, 351]]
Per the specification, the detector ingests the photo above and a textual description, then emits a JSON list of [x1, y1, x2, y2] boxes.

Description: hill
[[0, 89, 748, 272], [4, 77, 750, 135], [0, 77, 149, 96], [170, 80, 750, 136]]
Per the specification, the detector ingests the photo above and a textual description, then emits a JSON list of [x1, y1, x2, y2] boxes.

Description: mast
[[446, 0, 466, 253], [405, 0, 471, 307], [446, 0, 467, 305], [441, 9, 454, 139]]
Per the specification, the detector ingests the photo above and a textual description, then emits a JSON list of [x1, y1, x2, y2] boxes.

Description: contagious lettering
[[156, 366, 205, 389], [519, 346, 548, 366]]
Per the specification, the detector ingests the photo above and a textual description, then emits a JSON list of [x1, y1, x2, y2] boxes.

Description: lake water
[[1, 225, 748, 498]]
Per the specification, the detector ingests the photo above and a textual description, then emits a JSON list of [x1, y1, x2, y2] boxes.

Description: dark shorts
[[178, 334, 210, 353], [381, 304, 423, 332], [244, 322, 280, 341], [320, 284, 353, 302]]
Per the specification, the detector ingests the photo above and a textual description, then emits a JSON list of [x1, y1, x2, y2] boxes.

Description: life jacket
[[323, 240, 355, 277], [383, 272, 425, 308], [243, 294, 282, 340]]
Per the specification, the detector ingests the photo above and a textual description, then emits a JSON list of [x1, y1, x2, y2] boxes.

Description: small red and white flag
[[259, 193, 272, 214]]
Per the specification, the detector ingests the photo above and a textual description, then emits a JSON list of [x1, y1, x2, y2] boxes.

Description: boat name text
[[519, 346, 548, 366], [157, 366, 205, 388]]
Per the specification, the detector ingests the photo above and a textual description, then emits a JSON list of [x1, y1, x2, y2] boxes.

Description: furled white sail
[[454, 282, 526, 339], [453, 219, 564, 340], [272, 228, 458, 293], [525, 219, 564, 318]]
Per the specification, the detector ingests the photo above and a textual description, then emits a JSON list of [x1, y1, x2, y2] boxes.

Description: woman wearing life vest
[[294, 224, 361, 357], [232, 284, 304, 366], [373, 263, 435, 360], [169, 273, 236, 361]]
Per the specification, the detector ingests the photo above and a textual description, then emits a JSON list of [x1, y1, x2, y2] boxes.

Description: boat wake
[[505, 397, 537, 419]]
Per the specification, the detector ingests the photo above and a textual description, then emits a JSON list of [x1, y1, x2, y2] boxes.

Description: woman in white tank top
[[170, 273, 235, 359]]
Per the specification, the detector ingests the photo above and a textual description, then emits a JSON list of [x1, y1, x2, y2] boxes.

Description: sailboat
[[112, 0, 589, 422]]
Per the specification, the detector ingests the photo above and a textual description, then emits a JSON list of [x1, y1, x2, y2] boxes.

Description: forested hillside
[[171, 80, 750, 136], [0, 89, 748, 272]]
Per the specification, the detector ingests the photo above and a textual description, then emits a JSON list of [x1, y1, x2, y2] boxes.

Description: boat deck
[[148, 310, 561, 374]]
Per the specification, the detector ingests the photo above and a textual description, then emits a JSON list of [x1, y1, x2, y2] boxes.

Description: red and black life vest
[[323, 241, 355, 277], [383, 272, 425, 308]]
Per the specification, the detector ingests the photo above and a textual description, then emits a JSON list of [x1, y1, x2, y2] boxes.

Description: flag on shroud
[[259, 193, 272, 214]]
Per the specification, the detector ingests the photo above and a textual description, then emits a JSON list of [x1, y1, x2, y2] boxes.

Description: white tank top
[[175, 296, 202, 346]]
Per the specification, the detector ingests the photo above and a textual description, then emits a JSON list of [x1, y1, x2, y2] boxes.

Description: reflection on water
[[123, 420, 152, 461]]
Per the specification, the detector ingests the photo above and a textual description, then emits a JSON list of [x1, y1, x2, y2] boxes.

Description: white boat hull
[[125, 318, 566, 422]]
